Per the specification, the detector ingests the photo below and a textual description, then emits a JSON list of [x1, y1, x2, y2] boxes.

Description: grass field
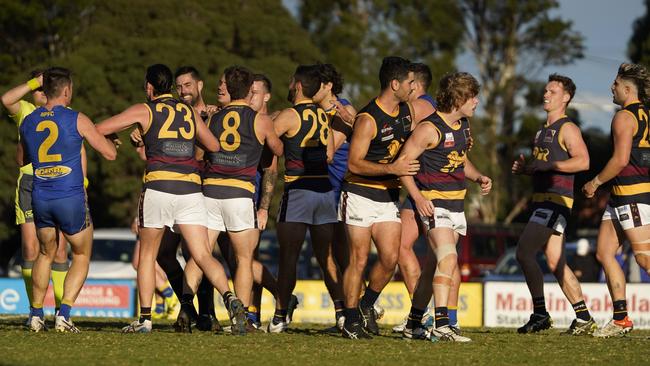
[[1, 316, 648, 365]]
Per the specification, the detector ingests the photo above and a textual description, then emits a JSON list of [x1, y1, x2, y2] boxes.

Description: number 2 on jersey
[[639, 108, 650, 148], [300, 109, 329, 147], [36, 120, 62, 162], [157, 103, 195, 140]]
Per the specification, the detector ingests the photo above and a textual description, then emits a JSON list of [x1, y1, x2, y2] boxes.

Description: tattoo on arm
[[259, 168, 277, 210]]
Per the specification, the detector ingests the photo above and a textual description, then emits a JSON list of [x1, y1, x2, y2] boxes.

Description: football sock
[[273, 309, 287, 324], [434, 307, 449, 328], [180, 294, 194, 305], [222, 291, 235, 309], [198, 277, 215, 316], [51, 261, 69, 311], [139, 307, 151, 322], [154, 296, 165, 314], [21, 261, 34, 305], [572, 300, 591, 321], [158, 281, 174, 299], [334, 300, 345, 320], [533, 297, 548, 315], [360, 288, 380, 309], [448, 306, 458, 325], [613, 299, 627, 321], [344, 307, 360, 324], [59, 300, 73, 321], [30, 303, 44, 319], [406, 307, 425, 329]]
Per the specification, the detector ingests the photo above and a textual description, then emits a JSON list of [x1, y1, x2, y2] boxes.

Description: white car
[[88, 228, 137, 279]]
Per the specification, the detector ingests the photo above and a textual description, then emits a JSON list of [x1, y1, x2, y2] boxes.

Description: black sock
[[572, 300, 591, 321], [434, 307, 449, 328], [613, 299, 627, 321], [222, 291, 235, 309], [360, 288, 380, 309], [406, 307, 425, 329], [344, 307, 360, 324], [533, 297, 548, 315], [197, 277, 215, 317], [139, 307, 151, 322], [180, 294, 194, 305], [273, 309, 287, 324]]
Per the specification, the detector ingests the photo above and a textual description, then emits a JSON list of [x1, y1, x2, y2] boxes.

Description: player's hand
[[257, 208, 269, 231], [332, 100, 354, 125], [390, 157, 420, 176], [476, 175, 492, 195], [414, 195, 434, 218], [206, 104, 221, 115], [36, 74, 44, 88], [582, 180, 597, 199], [512, 154, 527, 175], [107, 133, 122, 149], [130, 128, 143, 147], [467, 136, 474, 151]]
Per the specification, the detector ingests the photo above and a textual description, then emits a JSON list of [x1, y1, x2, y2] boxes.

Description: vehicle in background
[[89, 228, 137, 279]]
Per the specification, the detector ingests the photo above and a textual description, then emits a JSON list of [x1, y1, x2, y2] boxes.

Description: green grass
[[0, 316, 648, 365]]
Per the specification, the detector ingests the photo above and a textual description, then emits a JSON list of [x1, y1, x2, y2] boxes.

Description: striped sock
[[613, 300, 627, 321], [533, 297, 547, 315], [406, 307, 425, 329], [139, 307, 152, 322], [434, 307, 449, 328], [572, 300, 591, 321]]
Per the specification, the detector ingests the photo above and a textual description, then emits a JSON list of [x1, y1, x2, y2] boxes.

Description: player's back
[[204, 101, 263, 199], [142, 95, 201, 195], [282, 101, 331, 192], [20, 105, 83, 200]]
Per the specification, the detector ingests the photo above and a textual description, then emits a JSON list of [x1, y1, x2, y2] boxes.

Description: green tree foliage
[[0, 0, 321, 247], [629, 0, 650, 64], [298, 0, 464, 105], [460, 0, 584, 222]]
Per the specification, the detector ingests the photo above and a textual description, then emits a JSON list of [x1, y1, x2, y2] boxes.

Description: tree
[[629, 0, 650, 64], [460, 0, 584, 223], [298, 0, 464, 105]]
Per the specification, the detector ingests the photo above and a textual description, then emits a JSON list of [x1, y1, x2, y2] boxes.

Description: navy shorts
[[33, 194, 91, 235]]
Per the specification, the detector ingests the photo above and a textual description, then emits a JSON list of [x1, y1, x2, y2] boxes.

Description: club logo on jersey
[[532, 147, 550, 162], [441, 150, 465, 173], [444, 132, 455, 148], [534, 130, 541, 144], [35, 165, 72, 179], [400, 115, 412, 134], [544, 129, 556, 143], [463, 128, 471, 141]]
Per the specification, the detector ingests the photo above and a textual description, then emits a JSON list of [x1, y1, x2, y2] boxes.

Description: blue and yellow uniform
[[12, 101, 37, 224], [20, 105, 90, 235], [327, 97, 352, 202]]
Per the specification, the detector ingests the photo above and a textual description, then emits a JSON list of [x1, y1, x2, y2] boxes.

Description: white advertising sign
[[484, 281, 650, 329]]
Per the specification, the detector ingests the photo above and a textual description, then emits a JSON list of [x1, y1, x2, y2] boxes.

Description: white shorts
[[602, 203, 650, 231], [338, 191, 400, 228], [206, 196, 257, 232], [420, 207, 467, 236], [278, 189, 338, 225], [528, 207, 568, 234], [139, 189, 207, 229]]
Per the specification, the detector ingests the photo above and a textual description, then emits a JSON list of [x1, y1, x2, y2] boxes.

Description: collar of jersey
[[623, 100, 642, 108], [151, 94, 173, 101], [227, 101, 249, 107], [545, 114, 568, 127], [375, 98, 399, 118], [294, 99, 314, 106], [437, 111, 462, 131]]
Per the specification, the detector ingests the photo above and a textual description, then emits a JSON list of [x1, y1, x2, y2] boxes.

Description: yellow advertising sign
[[211, 281, 483, 327]]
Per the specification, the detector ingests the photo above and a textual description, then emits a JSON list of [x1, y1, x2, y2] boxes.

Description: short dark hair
[[174, 66, 201, 81], [253, 73, 272, 93], [548, 73, 576, 105], [294, 65, 321, 98], [145, 64, 173, 96], [318, 63, 343, 95], [436, 72, 480, 113], [379, 56, 411, 90], [224, 65, 254, 100], [410, 63, 432, 91], [42, 67, 72, 99]]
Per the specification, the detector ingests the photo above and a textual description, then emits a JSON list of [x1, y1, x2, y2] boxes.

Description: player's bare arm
[[96, 103, 150, 136], [398, 122, 439, 217], [193, 107, 219, 153], [77, 112, 117, 161], [256, 113, 283, 157], [1, 74, 42, 115], [348, 114, 419, 176], [273, 107, 299, 138], [465, 158, 492, 195], [582, 110, 635, 198]]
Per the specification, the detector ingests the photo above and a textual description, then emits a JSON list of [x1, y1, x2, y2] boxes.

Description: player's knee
[[634, 252, 650, 270], [379, 251, 399, 270]]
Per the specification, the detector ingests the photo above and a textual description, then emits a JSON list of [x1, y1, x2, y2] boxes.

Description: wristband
[[83, 177, 89, 189], [591, 175, 603, 188], [27, 78, 41, 91]]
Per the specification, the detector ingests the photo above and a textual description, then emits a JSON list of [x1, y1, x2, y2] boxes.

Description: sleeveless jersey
[[142, 94, 201, 194], [610, 101, 650, 206], [415, 112, 470, 212], [530, 116, 575, 210], [20, 105, 84, 201], [343, 98, 413, 202], [328, 97, 352, 192], [203, 101, 263, 199], [282, 100, 332, 192]]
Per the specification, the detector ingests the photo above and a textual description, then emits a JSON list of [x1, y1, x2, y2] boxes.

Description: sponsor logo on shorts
[[620, 213, 630, 221], [35, 165, 72, 179], [436, 215, 450, 220], [348, 216, 363, 222]]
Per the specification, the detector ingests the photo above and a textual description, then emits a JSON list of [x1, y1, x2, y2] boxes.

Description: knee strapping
[[632, 242, 650, 257], [434, 243, 457, 263], [434, 243, 457, 282]]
